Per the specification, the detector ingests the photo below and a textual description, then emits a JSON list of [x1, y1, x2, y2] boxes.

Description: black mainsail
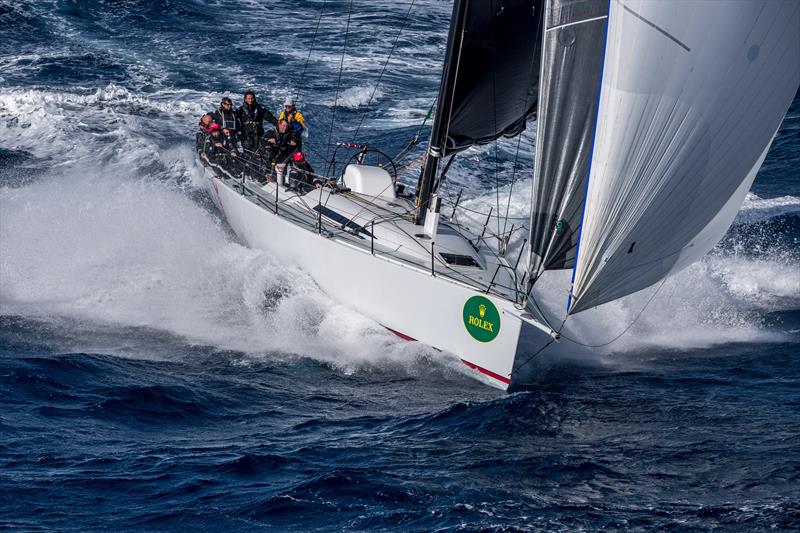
[[415, 0, 544, 223]]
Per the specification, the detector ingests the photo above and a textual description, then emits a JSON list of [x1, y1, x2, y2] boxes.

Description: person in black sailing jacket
[[221, 127, 243, 175], [204, 123, 241, 174], [236, 91, 277, 154], [262, 118, 299, 185], [211, 97, 240, 138], [203, 123, 225, 164]]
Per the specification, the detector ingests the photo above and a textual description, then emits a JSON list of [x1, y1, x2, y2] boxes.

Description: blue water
[[1, 1, 799, 530]]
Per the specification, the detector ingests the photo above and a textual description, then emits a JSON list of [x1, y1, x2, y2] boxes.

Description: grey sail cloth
[[569, 0, 800, 314], [438, 0, 544, 155], [528, 0, 609, 276]]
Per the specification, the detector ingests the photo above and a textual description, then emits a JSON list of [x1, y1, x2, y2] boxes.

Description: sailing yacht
[[202, 0, 800, 390]]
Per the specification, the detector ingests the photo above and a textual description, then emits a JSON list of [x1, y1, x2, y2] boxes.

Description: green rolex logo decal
[[463, 295, 500, 342]]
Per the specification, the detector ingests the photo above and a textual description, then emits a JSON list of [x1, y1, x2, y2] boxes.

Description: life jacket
[[215, 106, 238, 131], [196, 121, 212, 153], [278, 109, 305, 135], [240, 103, 259, 124], [204, 133, 225, 161], [239, 103, 264, 143], [264, 129, 297, 163], [222, 132, 238, 153]]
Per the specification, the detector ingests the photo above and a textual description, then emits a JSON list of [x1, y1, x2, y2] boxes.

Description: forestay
[[569, 0, 800, 314], [528, 0, 609, 276]]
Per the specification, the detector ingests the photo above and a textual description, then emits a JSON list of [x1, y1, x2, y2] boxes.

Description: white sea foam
[[323, 86, 383, 109], [0, 80, 796, 379], [0, 84, 210, 164], [457, 178, 799, 354], [0, 84, 440, 376], [0, 166, 438, 374], [736, 192, 800, 224]]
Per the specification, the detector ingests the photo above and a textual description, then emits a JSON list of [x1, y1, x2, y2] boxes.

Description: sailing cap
[[292, 151, 304, 162], [209, 123, 220, 131], [284, 97, 295, 107]]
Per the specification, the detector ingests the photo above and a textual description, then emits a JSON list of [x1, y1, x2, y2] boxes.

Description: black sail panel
[[415, 0, 543, 223], [528, 0, 609, 275], [441, 0, 544, 154]]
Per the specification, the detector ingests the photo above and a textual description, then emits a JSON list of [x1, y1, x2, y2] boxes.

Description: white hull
[[205, 167, 561, 390]]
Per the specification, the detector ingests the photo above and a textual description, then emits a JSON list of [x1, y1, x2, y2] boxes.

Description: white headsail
[[568, 0, 800, 314]]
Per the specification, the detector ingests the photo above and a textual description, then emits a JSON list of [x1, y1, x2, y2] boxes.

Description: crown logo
[[478, 304, 486, 318]]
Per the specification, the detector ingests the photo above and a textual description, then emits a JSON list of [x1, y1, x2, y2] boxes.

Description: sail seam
[[546, 14, 607, 32], [618, 0, 690, 52]]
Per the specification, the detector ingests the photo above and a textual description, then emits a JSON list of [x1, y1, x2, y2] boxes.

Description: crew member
[[221, 127, 242, 174], [288, 151, 321, 191], [237, 91, 278, 154], [212, 97, 240, 137], [278, 98, 306, 139], [196, 113, 213, 159], [203, 123, 225, 164], [263, 119, 299, 185]]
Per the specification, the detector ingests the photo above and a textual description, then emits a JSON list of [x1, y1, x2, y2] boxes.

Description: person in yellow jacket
[[278, 98, 306, 138]]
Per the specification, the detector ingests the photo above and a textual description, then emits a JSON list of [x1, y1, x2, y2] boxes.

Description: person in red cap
[[203, 123, 230, 166], [288, 151, 320, 191]]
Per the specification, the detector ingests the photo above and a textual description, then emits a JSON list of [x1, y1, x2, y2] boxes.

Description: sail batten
[[568, 0, 800, 313]]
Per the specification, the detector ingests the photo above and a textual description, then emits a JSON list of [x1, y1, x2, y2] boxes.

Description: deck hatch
[[440, 252, 480, 268]]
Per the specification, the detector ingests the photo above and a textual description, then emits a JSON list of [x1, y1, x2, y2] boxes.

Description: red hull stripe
[[385, 327, 417, 342], [461, 359, 511, 385], [384, 327, 510, 386]]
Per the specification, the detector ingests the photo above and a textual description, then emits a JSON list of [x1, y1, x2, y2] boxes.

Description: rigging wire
[[351, 0, 417, 142], [505, 5, 544, 266], [490, 11, 502, 250], [501, 133, 525, 238], [292, 0, 430, 176], [514, 278, 668, 373], [559, 277, 668, 348], [438, 193, 530, 221], [295, 0, 328, 102], [324, 0, 355, 176], [392, 99, 436, 164]]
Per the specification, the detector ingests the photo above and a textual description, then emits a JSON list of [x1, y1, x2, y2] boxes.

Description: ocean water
[[1, 1, 799, 530]]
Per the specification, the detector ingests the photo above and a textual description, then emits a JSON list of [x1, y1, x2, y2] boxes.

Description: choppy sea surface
[[1, 1, 799, 530]]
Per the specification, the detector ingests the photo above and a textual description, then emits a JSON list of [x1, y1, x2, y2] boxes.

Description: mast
[[415, 0, 468, 225]]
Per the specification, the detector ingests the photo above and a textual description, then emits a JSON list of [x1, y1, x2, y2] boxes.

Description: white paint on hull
[[206, 171, 561, 389]]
